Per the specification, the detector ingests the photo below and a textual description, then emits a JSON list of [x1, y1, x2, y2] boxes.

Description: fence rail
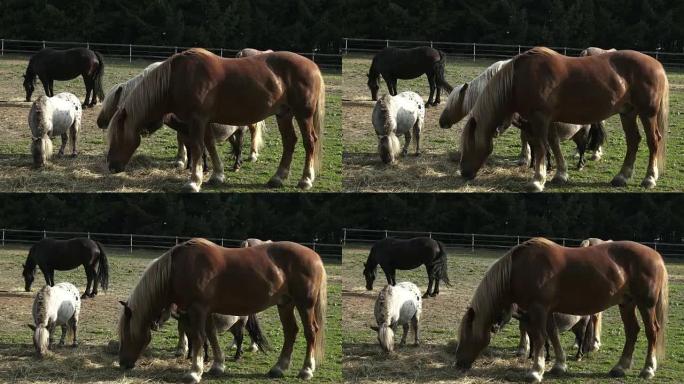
[[341, 38, 684, 67], [342, 228, 684, 258], [0, 38, 342, 71], [0, 229, 341, 262]]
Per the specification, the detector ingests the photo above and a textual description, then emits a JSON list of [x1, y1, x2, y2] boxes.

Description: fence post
[[563, 47, 567, 55], [220, 48, 223, 57], [386, 39, 389, 47], [471, 234, 475, 252], [518, 45, 521, 55], [428, 232, 432, 239], [517, 235, 520, 245], [1, 229, 4, 246], [1, 39, 4, 56], [175, 46, 178, 54], [562, 238, 566, 246], [344, 38, 348, 54], [342, 228, 347, 245], [130, 234, 133, 253], [312, 239, 317, 252], [129, 44, 132, 63], [43, 230, 47, 239], [175, 236, 178, 245], [472, 43, 476, 61], [221, 238, 224, 247], [384, 230, 388, 238], [42, 40, 45, 48], [430, 41, 433, 48], [87, 232, 90, 239], [654, 242, 658, 252], [86, 42, 89, 49]]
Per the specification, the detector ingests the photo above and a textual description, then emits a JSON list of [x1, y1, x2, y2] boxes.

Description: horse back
[[375, 47, 441, 79], [373, 237, 440, 269]]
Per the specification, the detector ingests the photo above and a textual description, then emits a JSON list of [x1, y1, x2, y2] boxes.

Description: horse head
[[439, 83, 469, 129], [367, 73, 380, 101], [118, 300, 151, 369], [363, 262, 377, 290], [107, 107, 141, 173], [459, 117, 493, 180], [455, 307, 491, 370], [23, 74, 35, 102], [22, 263, 35, 292]]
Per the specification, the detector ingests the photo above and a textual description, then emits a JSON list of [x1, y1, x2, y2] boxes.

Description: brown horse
[[106, 48, 325, 192], [118, 239, 327, 383], [459, 47, 669, 192], [455, 238, 668, 383]]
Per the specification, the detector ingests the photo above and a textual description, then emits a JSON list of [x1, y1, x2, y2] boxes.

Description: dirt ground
[[342, 245, 684, 383], [342, 54, 684, 192]]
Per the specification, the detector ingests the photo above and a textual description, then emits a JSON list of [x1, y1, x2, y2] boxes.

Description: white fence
[[0, 38, 342, 71], [341, 37, 684, 67], [0, 229, 341, 262], [342, 228, 684, 258]]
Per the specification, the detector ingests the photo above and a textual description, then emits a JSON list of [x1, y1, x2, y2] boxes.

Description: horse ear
[[27, 324, 36, 331], [112, 86, 123, 105]]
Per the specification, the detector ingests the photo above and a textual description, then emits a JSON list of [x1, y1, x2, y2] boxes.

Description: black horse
[[363, 237, 450, 297], [23, 48, 105, 107], [367, 47, 453, 107], [22, 238, 109, 298]]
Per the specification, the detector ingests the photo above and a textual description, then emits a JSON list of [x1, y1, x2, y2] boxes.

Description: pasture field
[[0, 56, 342, 192], [342, 245, 684, 383], [342, 54, 684, 192], [0, 245, 342, 383]]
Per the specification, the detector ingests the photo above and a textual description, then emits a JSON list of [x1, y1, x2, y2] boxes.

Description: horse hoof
[[267, 176, 284, 188], [175, 160, 187, 170], [298, 368, 314, 380], [422, 292, 429, 299], [609, 367, 626, 378], [639, 368, 655, 379], [208, 173, 225, 185], [516, 349, 528, 358], [268, 366, 285, 378], [182, 372, 201, 384], [70, 342, 78, 348], [298, 178, 313, 190], [182, 182, 201, 193], [641, 177, 657, 189], [551, 173, 569, 184], [249, 154, 258, 162], [432, 101, 440, 106], [611, 175, 628, 187], [430, 292, 439, 297], [526, 181, 545, 192], [550, 363, 567, 375], [174, 349, 186, 358], [525, 371, 543, 383], [208, 363, 225, 375]]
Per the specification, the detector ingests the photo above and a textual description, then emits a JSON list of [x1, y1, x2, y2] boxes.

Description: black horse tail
[[587, 122, 606, 152], [435, 51, 453, 93], [95, 241, 109, 292], [93, 51, 106, 101], [434, 240, 451, 286], [246, 313, 270, 352]]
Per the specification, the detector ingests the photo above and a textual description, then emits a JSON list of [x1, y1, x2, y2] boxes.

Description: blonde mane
[[374, 94, 395, 136], [99, 62, 163, 127], [119, 248, 174, 340], [444, 59, 511, 121], [32, 285, 52, 326]]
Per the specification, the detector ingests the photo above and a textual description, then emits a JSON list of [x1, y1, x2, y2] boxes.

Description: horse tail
[[93, 51, 106, 101], [657, 74, 669, 175], [312, 71, 326, 173], [245, 314, 270, 352], [655, 266, 669, 359], [593, 311, 603, 350], [252, 121, 265, 153], [434, 240, 451, 286], [314, 264, 327, 363], [95, 241, 109, 292], [587, 122, 606, 152], [435, 51, 453, 93]]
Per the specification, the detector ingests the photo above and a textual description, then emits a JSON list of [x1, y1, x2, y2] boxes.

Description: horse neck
[[369, 60, 379, 79], [471, 253, 513, 334], [127, 251, 173, 336], [25, 249, 37, 271], [365, 252, 379, 270]]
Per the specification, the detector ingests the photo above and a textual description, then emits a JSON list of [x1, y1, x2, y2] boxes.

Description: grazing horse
[[27, 282, 81, 357], [370, 282, 422, 352], [23, 48, 105, 107], [455, 238, 668, 383], [459, 47, 669, 192], [28, 92, 82, 167], [118, 239, 327, 383], [363, 237, 450, 298], [367, 47, 452, 106], [372, 92, 425, 164], [22, 238, 109, 298], [106, 48, 325, 192]]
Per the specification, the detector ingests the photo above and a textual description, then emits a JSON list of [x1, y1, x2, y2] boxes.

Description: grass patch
[[343, 54, 684, 192], [0, 245, 341, 383]]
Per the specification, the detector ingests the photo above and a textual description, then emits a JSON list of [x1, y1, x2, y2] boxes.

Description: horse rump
[[434, 241, 451, 286], [95, 241, 109, 292], [93, 51, 106, 102], [435, 51, 453, 93]]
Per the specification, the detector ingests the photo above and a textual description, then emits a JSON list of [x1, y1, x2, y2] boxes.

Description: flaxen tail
[[314, 264, 327, 363], [312, 72, 326, 173], [657, 75, 669, 175], [655, 267, 669, 359]]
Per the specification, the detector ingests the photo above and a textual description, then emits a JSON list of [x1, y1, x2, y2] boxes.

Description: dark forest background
[[0, 194, 682, 244], [1, 0, 683, 53]]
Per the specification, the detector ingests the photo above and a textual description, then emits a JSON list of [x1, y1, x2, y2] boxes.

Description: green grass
[[343, 54, 684, 192], [342, 245, 684, 383], [0, 245, 341, 383], [0, 55, 342, 192]]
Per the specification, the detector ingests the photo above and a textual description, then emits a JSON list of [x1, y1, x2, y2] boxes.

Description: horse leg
[[69, 120, 79, 157], [59, 324, 67, 346], [423, 265, 434, 298], [183, 118, 208, 193], [412, 313, 420, 346], [295, 114, 318, 190], [90, 261, 99, 297], [546, 314, 567, 374], [525, 305, 548, 383], [175, 132, 188, 169], [267, 113, 296, 188], [402, 131, 411, 157], [204, 128, 225, 185], [183, 305, 208, 384], [638, 114, 660, 189], [70, 314, 78, 347], [48, 269, 55, 287], [230, 325, 244, 360], [517, 323, 530, 357], [230, 128, 245, 171], [205, 315, 225, 375], [637, 305, 659, 379], [48, 323, 56, 347], [175, 319, 189, 357], [82, 76, 92, 107], [611, 112, 640, 187], [58, 133, 67, 157], [249, 123, 259, 162], [426, 74, 436, 106], [549, 128, 568, 184], [413, 120, 421, 156], [82, 265, 93, 299], [527, 116, 551, 192], [609, 302, 639, 377], [518, 130, 532, 166], [41, 78, 51, 98], [296, 301, 320, 379], [269, 303, 297, 378], [400, 323, 409, 346]]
